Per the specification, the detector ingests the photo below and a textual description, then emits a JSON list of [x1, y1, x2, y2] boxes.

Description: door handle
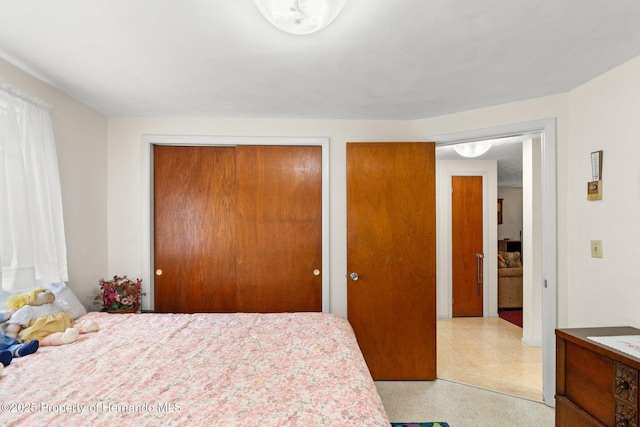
[[349, 272, 359, 281], [476, 253, 484, 296]]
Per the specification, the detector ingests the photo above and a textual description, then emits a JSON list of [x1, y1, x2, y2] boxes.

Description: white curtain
[[0, 81, 68, 291]]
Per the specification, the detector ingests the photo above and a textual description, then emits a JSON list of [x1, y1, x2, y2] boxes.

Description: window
[[0, 81, 67, 290]]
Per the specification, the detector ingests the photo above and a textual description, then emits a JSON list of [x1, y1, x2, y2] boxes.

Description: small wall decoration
[[587, 150, 602, 201], [497, 198, 503, 224]]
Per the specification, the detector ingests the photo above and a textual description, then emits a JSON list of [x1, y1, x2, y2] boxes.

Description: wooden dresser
[[556, 327, 640, 427]]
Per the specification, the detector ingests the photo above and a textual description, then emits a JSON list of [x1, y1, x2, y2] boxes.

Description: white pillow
[[0, 282, 87, 320], [42, 282, 87, 320], [0, 292, 11, 308]]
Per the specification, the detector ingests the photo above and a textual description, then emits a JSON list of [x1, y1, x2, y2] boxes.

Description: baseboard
[[521, 336, 542, 347]]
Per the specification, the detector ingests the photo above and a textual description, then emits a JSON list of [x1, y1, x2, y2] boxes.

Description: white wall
[[498, 187, 523, 240], [523, 138, 543, 345], [0, 59, 571, 322], [0, 58, 108, 308], [0, 67, 573, 326], [106, 94, 570, 320], [436, 160, 498, 318], [7, 48, 639, 331], [566, 55, 640, 328]]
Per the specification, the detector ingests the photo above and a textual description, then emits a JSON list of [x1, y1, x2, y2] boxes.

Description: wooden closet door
[[153, 145, 237, 312], [235, 145, 322, 312], [154, 144, 322, 313]]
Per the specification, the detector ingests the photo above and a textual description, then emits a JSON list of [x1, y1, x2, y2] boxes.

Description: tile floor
[[437, 316, 544, 402]]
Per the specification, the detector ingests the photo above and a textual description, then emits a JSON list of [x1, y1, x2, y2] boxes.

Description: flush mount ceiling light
[[252, 0, 347, 35], [453, 140, 494, 158]]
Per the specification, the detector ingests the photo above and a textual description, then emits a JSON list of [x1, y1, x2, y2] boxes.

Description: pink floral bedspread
[[0, 312, 389, 426]]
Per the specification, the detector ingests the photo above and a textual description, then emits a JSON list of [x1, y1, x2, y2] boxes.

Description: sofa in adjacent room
[[497, 251, 523, 309]]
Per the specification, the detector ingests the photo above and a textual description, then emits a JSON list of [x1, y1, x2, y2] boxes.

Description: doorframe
[[140, 135, 330, 313], [429, 118, 557, 407]]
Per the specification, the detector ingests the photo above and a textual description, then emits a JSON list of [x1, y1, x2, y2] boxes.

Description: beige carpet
[[376, 379, 554, 426]]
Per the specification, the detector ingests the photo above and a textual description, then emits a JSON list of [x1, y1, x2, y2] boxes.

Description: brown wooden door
[[154, 145, 237, 312], [153, 145, 322, 313], [235, 145, 322, 312], [347, 142, 436, 380], [451, 175, 484, 317]]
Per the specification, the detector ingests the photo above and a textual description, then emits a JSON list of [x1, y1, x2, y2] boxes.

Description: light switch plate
[[591, 240, 603, 258]]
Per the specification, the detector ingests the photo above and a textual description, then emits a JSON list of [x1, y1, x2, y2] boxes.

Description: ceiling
[[0, 0, 640, 121], [436, 137, 528, 187]]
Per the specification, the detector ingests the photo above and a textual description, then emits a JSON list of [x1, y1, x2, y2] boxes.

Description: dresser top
[[557, 326, 640, 368]]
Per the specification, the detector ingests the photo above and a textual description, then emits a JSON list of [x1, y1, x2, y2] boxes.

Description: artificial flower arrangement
[[95, 275, 142, 313]]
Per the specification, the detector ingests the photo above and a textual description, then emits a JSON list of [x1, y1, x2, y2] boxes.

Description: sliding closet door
[[154, 145, 237, 312], [235, 145, 322, 312], [153, 144, 322, 313]]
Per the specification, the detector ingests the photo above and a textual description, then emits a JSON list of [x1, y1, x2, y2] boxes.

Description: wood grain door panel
[[154, 145, 237, 312], [235, 145, 322, 312], [451, 175, 484, 317], [153, 144, 322, 313], [347, 142, 436, 380]]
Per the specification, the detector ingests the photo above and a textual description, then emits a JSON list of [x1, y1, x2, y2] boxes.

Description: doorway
[[430, 118, 557, 406]]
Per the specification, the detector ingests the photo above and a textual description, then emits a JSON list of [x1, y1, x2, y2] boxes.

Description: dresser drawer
[[564, 341, 615, 424], [615, 362, 638, 427]]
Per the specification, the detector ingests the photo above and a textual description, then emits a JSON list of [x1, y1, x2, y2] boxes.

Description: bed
[[0, 309, 390, 426]]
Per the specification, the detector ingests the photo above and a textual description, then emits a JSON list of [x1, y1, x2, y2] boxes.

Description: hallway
[[437, 316, 544, 402]]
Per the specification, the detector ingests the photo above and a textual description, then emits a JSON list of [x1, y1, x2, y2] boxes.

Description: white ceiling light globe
[[453, 140, 494, 158], [252, 0, 348, 35]]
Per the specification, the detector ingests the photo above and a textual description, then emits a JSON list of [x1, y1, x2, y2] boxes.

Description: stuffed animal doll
[[0, 310, 39, 369], [3, 288, 99, 346]]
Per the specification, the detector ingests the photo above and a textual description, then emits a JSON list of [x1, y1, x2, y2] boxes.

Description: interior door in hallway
[[347, 142, 436, 380], [451, 175, 484, 317]]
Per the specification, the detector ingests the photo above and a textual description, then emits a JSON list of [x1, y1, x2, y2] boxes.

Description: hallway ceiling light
[[453, 140, 494, 158], [252, 0, 347, 35]]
